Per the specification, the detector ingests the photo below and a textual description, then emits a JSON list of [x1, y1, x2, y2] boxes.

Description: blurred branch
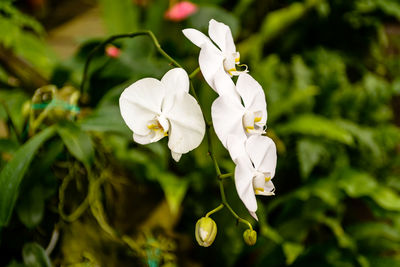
[[80, 30, 183, 96], [0, 44, 48, 92]]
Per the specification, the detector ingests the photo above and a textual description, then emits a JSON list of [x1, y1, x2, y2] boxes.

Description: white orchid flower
[[211, 73, 267, 148], [119, 68, 205, 162], [227, 134, 277, 220], [183, 19, 248, 95]]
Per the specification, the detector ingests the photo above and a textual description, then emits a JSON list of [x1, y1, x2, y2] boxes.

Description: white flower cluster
[[119, 68, 205, 162], [119, 19, 277, 220], [184, 19, 277, 220]]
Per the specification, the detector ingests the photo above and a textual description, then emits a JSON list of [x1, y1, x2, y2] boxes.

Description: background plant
[[0, 0, 400, 266]]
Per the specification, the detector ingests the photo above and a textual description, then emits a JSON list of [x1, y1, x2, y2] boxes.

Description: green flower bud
[[195, 217, 217, 247], [243, 229, 257, 246]]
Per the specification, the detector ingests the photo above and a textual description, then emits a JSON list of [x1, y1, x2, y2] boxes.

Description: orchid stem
[[218, 173, 233, 179], [205, 204, 224, 218], [189, 77, 253, 230], [80, 30, 183, 95], [219, 180, 253, 230], [189, 67, 200, 79]]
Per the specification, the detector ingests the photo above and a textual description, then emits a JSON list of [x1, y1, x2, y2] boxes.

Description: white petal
[[213, 69, 240, 99], [182, 28, 212, 48], [163, 93, 205, 154], [236, 73, 267, 125], [211, 96, 246, 148], [226, 134, 247, 163], [198, 43, 225, 92], [133, 131, 165, 144], [253, 173, 275, 196], [234, 156, 257, 213], [119, 78, 164, 135], [133, 133, 152, 144], [208, 19, 236, 53], [161, 68, 189, 94], [249, 211, 258, 221], [246, 135, 277, 178], [171, 151, 182, 162]]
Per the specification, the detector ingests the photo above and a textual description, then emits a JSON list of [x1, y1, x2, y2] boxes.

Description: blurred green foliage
[[0, 0, 400, 266]]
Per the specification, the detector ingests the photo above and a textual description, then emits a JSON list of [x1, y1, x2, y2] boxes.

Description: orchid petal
[[119, 78, 164, 135], [133, 133, 153, 145], [213, 68, 240, 99], [182, 28, 212, 48], [246, 135, 277, 178], [226, 135, 248, 163], [198, 43, 225, 92], [208, 19, 236, 53], [133, 131, 165, 145], [253, 174, 275, 196], [161, 68, 189, 94], [212, 96, 246, 148], [249, 211, 258, 221], [171, 151, 182, 162], [236, 73, 267, 124], [164, 93, 205, 155], [234, 156, 258, 213]]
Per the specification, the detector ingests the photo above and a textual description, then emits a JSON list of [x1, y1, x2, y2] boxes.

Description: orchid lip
[[146, 115, 170, 142]]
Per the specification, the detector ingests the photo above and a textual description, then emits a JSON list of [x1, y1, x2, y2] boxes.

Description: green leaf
[[157, 173, 189, 215], [0, 90, 29, 135], [22, 242, 51, 267], [282, 242, 304, 265], [277, 114, 354, 145], [57, 121, 94, 165], [349, 222, 400, 241], [239, 0, 323, 60], [269, 86, 319, 123], [0, 139, 19, 154], [79, 105, 130, 137], [16, 186, 44, 228], [0, 126, 55, 226], [335, 119, 381, 158], [297, 138, 328, 179], [338, 169, 377, 198], [371, 187, 400, 212], [317, 215, 355, 249], [98, 0, 138, 34]]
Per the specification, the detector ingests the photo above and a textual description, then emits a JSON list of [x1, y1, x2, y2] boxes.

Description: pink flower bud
[[165, 1, 198, 22], [105, 45, 121, 58]]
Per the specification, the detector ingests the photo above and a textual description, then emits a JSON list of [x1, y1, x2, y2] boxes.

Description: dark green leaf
[[282, 242, 304, 265], [157, 173, 189, 215], [57, 121, 94, 165], [277, 114, 354, 145], [22, 242, 51, 267], [297, 138, 328, 179], [16, 186, 44, 228], [0, 139, 19, 154], [79, 105, 130, 137], [0, 126, 55, 226]]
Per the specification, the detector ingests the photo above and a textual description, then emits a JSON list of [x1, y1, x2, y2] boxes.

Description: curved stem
[[218, 173, 233, 179], [80, 30, 183, 94], [188, 80, 253, 230], [58, 166, 89, 222], [189, 67, 200, 79], [219, 180, 253, 230], [205, 203, 224, 218]]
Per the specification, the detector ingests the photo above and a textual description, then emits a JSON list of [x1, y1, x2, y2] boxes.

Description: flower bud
[[243, 229, 257, 246], [195, 217, 217, 247], [105, 45, 121, 58]]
